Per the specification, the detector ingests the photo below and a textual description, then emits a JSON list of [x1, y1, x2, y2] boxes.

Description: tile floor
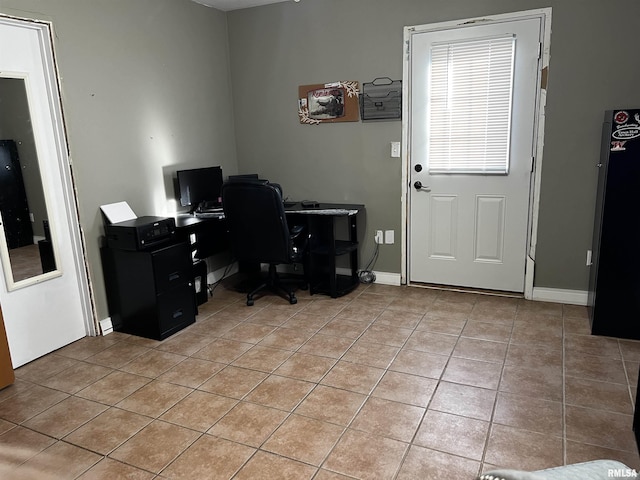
[[1, 282, 639, 479]]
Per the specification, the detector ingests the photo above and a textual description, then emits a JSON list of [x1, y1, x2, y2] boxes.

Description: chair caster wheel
[[247, 298, 254, 306], [289, 296, 297, 305]]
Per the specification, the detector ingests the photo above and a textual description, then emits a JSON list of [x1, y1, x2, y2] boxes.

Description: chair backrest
[[221, 180, 293, 265]]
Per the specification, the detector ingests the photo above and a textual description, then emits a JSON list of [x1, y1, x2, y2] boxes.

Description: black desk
[[175, 214, 227, 261], [174, 214, 229, 306], [175, 203, 365, 299]]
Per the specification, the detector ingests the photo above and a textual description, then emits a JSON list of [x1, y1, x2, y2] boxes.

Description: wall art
[[298, 81, 360, 125]]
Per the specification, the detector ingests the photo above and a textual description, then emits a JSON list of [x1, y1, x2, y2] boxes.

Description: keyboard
[[195, 210, 224, 218]]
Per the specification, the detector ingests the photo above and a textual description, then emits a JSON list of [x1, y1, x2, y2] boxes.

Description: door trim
[[401, 8, 552, 300]]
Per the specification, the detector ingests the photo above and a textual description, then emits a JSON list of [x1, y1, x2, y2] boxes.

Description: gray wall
[[1, 0, 639, 324], [0, 0, 238, 320], [227, 0, 640, 290]]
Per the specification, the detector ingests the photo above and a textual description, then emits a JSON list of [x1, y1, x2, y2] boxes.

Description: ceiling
[[193, 0, 293, 11]]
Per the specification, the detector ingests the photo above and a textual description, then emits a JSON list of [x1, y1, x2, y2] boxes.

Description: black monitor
[[176, 166, 223, 212]]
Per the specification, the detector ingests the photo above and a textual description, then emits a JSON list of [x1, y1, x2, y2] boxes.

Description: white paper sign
[[100, 201, 137, 224]]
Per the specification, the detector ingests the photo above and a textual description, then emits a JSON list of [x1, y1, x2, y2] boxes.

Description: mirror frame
[[0, 72, 62, 291]]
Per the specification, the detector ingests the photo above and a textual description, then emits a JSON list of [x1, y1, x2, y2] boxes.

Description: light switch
[[391, 142, 401, 158], [385, 230, 394, 244]]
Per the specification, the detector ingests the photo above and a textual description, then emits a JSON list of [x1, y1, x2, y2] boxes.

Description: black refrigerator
[[588, 109, 640, 340]]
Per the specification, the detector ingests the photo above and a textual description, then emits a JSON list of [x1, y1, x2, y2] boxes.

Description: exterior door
[[0, 16, 92, 367], [408, 15, 543, 292]]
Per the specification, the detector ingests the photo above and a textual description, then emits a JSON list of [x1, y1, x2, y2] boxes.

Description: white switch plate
[[385, 230, 394, 244], [391, 142, 401, 158]]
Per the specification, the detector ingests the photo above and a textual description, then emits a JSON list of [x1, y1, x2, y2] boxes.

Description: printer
[[105, 216, 176, 251]]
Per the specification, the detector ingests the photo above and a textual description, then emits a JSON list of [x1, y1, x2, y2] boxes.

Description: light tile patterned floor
[[1, 282, 639, 479]]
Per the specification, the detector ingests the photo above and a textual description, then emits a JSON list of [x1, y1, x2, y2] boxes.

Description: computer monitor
[[176, 166, 223, 212]]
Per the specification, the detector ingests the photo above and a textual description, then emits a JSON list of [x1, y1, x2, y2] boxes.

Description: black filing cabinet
[[102, 241, 196, 340]]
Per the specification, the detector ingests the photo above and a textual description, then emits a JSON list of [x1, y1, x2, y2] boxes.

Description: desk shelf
[[310, 240, 358, 256], [174, 214, 230, 309], [306, 208, 362, 298]]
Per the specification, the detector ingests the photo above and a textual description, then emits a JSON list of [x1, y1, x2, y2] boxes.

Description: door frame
[[401, 8, 552, 299], [0, 15, 95, 339]]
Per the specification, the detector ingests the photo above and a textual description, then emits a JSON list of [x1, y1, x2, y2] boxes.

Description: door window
[[428, 35, 515, 174]]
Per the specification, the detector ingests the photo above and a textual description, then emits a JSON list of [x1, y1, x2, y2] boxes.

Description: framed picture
[[298, 81, 360, 125]]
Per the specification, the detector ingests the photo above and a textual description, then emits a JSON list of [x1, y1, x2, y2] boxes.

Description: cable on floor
[[358, 241, 379, 284], [207, 257, 236, 295]]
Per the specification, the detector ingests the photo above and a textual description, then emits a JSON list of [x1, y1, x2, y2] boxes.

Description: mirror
[[0, 77, 58, 289]]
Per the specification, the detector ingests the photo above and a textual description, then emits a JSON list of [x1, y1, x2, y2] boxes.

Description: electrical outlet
[[385, 230, 394, 244], [375, 230, 383, 244]]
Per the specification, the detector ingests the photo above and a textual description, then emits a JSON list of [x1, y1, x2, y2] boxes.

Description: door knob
[[413, 181, 431, 191]]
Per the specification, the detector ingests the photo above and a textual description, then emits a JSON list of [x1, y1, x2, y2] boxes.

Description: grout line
[[7, 287, 639, 477], [478, 305, 516, 474]]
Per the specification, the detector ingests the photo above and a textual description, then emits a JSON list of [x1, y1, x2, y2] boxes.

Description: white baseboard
[[230, 265, 588, 306], [336, 269, 401, 286], [276, 266, 403, 287], [99, 317, 113, 335], [372, 271, 402, 286], [368, 271, 588, 306], [531, 287, 589, 306]]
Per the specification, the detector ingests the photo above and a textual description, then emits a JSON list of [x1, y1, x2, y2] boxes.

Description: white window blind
[[428, 35, 515, 174]]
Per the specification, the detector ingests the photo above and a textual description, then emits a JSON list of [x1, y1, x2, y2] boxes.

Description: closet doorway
[[0, 15, 93, 367]]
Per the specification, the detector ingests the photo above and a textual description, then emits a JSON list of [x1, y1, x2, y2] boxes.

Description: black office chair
[[221, 180, 307, 306]]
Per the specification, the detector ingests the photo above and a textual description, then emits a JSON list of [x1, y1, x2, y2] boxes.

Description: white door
[[408, 15, 543, 292], [0, 17, 92, 367]]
